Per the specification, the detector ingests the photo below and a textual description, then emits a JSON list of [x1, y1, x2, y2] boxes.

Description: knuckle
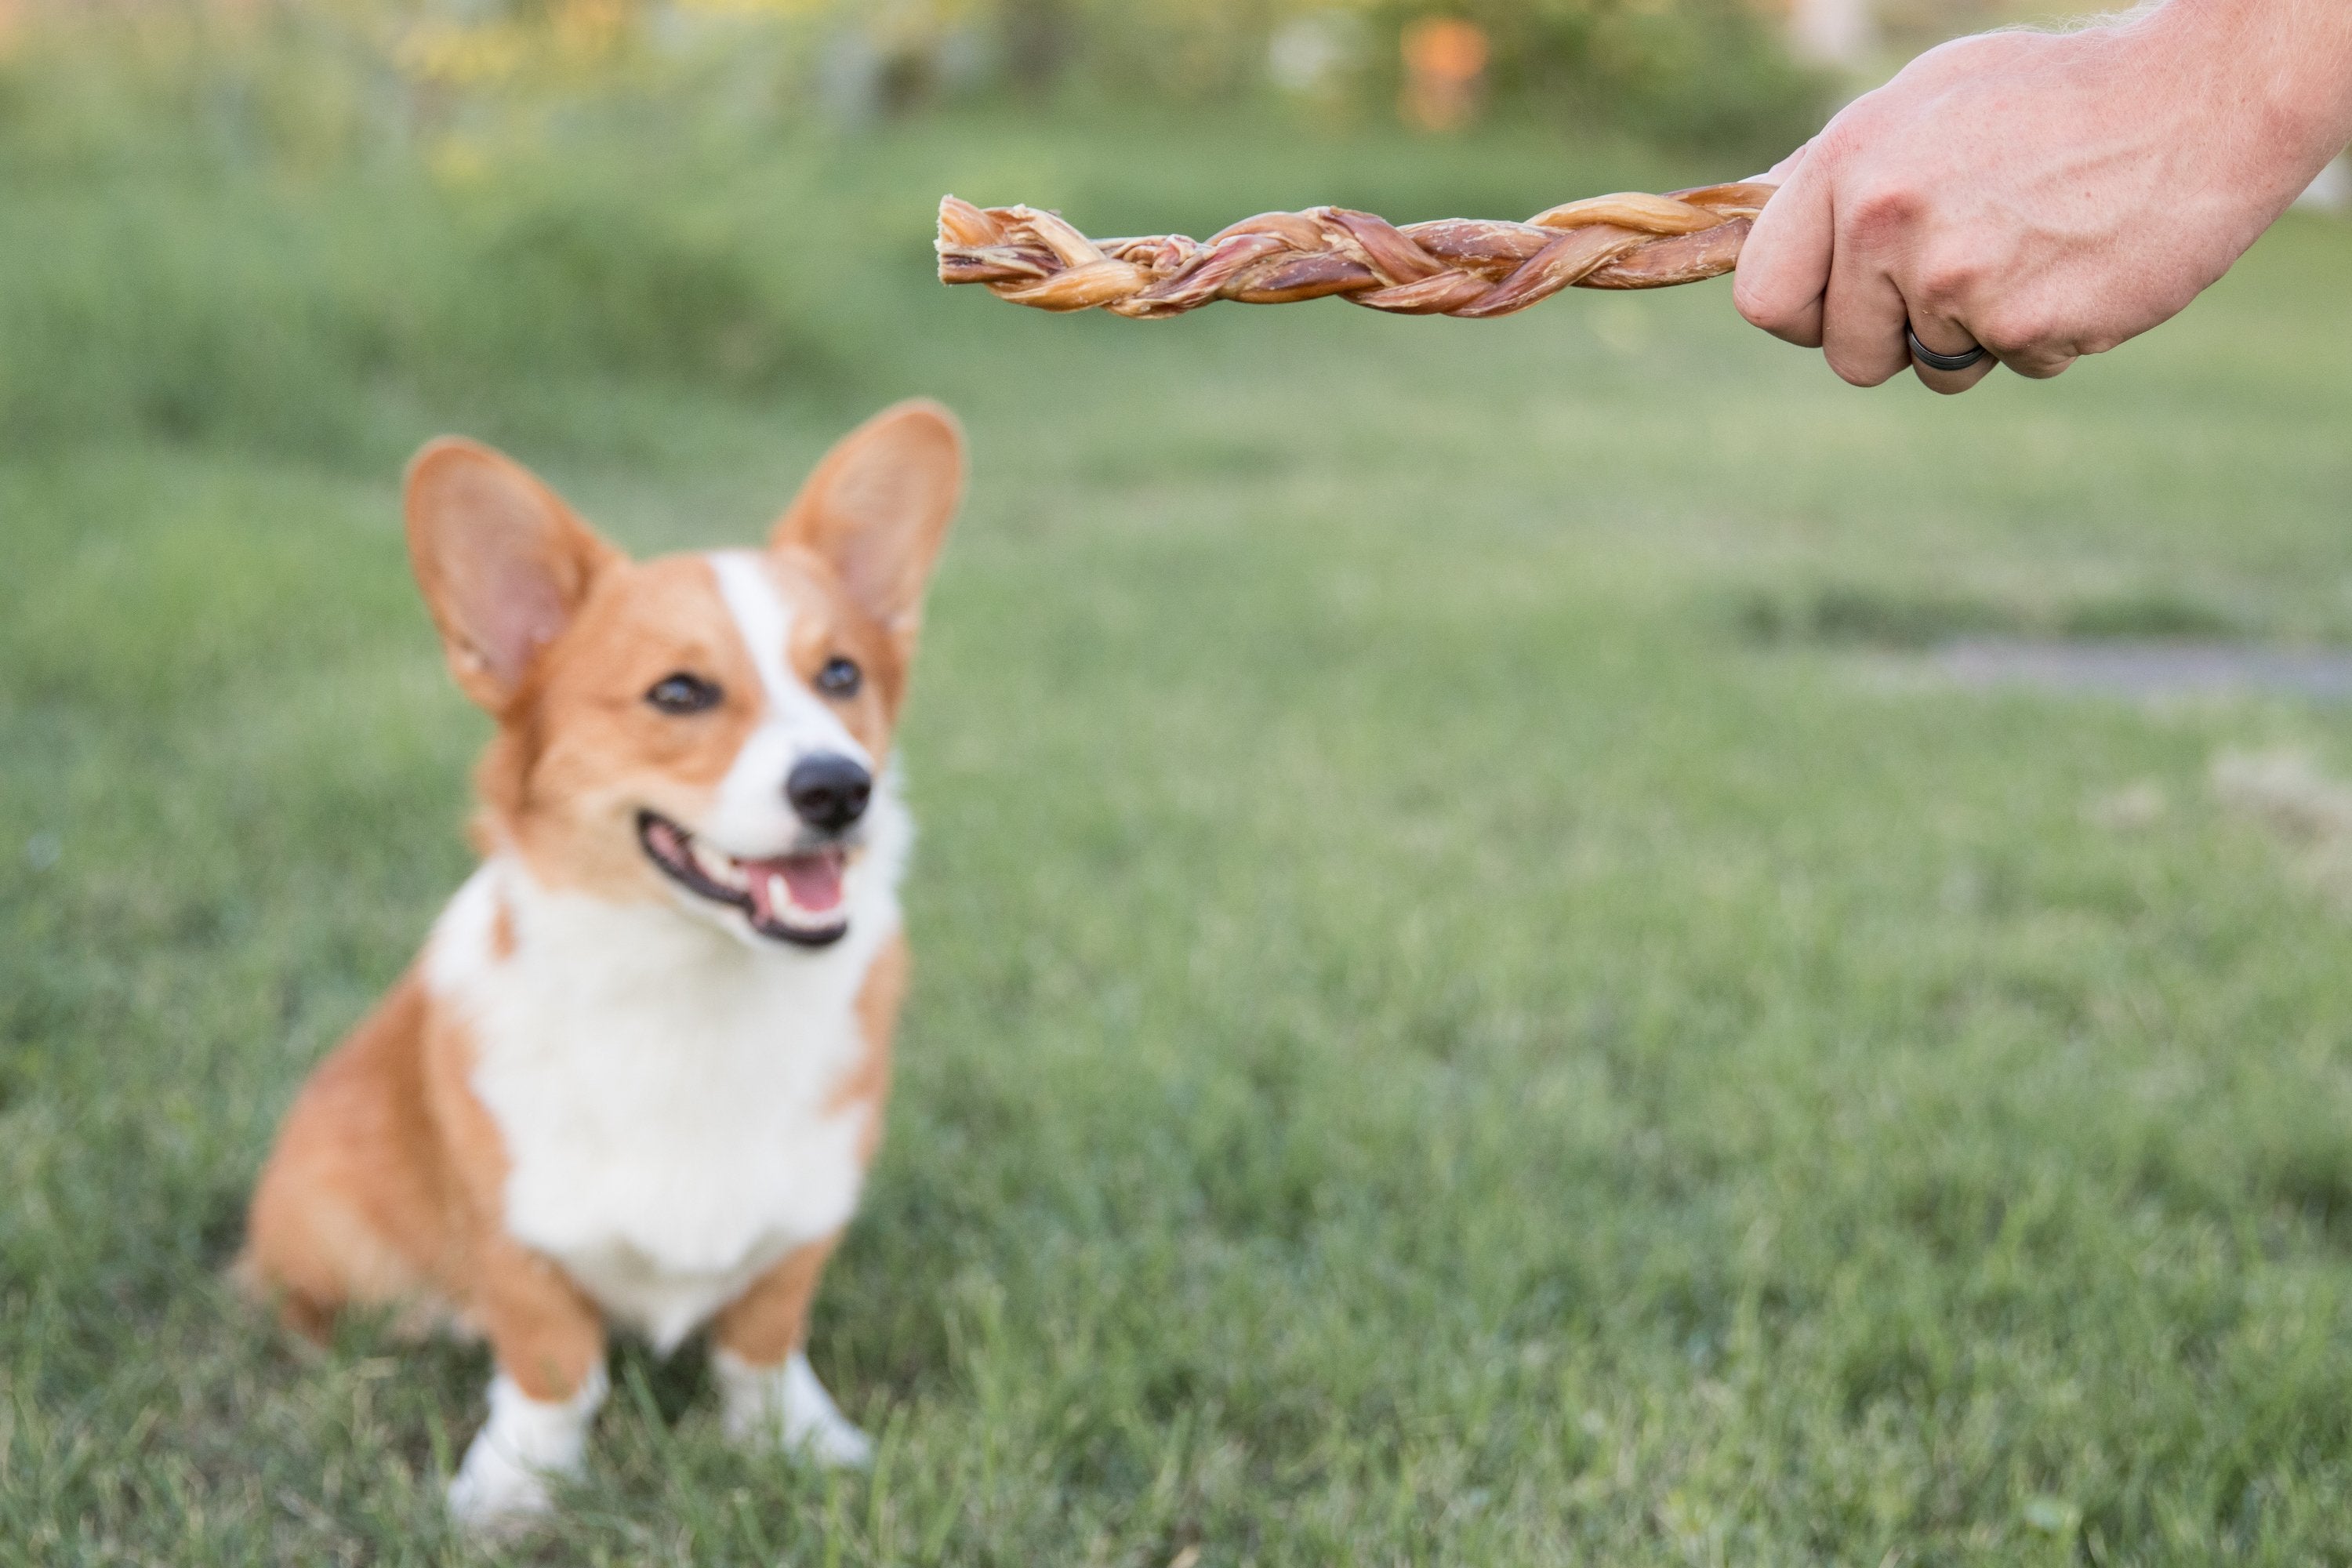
[[1973, 307, 2053, 359], [1807, 128, 1855, 175], [1733, 275, 1823, 345], [1842, 183, 1926, 249], [1731, 277, 1780, 329], [1813, 111, 1877, 164], [1907, 258, 1983, 314]]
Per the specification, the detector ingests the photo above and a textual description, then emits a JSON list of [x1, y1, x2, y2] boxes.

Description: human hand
[[1734, 0, 2352, 393]]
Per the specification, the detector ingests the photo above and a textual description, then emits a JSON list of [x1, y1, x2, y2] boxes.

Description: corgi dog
[[239, 401, 964, 1531]]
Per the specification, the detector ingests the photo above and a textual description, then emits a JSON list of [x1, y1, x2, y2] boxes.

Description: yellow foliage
[[394, 0, 639, 89], [394, 20, 530, 86], [425, 133, 494, 189], [672, 0, 833, 16]]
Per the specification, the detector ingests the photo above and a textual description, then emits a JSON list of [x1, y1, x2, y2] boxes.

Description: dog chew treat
[[936, 183, 1775, 320]]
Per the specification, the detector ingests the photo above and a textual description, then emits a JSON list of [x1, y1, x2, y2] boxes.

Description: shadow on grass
[[1728, 581, 2252, 650]]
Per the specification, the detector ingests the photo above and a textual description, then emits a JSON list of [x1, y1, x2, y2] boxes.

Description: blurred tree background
[[0, 0, 1827, 141], [0, 0, 1844, 464]]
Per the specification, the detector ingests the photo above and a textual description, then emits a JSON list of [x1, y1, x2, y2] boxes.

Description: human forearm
[[2143, 0, 2352, 216]]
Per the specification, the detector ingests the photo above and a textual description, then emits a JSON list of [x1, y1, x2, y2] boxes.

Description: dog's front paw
[[445, 1367, 606, 1535], [447, 1438, 562, 1536], [713, 1348, 873, 1468], [789, 1399, 877, 1469]]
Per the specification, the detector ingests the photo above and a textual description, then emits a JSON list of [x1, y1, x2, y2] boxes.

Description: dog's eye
[[815, 657, 861, 699], [645, 673, 722, 715]]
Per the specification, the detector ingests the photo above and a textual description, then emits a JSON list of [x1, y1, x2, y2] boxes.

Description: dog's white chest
[[426, 858, 895, 1351]]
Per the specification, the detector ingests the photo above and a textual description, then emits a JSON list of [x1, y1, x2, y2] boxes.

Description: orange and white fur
[[239, 401, 964, 1531]]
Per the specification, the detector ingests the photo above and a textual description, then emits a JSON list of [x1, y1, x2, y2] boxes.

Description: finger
[[1818, 251, 1912, 387], [1911, 356, 1997, 394], [1733, 147, 1831, 348], [1999, 349, 2078, 380], [1967, 303, 2082, 380], [1907, 315, 1998, 394]]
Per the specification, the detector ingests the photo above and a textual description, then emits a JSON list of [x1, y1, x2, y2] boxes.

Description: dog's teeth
[[768, 873, 789, 913]]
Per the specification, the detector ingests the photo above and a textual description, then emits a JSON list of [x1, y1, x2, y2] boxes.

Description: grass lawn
[[8, 112, 2352, 1564]]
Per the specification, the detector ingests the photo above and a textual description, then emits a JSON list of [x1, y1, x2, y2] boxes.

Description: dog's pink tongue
[[744, 850, 845, 923]]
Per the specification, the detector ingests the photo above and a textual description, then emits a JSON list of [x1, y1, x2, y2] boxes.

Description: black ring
[[1907, 323, 1988, 372]]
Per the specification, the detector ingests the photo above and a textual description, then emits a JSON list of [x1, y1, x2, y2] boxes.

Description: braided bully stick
[[936, 183, 1775, 320]]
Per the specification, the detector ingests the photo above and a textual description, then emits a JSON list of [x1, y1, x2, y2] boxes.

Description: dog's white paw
[[713, 1348, 873, 1468], [791, 1399, 877, 1469], [445, 1367, 606, 1534], [447, 1438, 561, 1535]]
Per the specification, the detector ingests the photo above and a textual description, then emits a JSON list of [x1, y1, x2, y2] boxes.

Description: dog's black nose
[[786, 753, 871, 833]]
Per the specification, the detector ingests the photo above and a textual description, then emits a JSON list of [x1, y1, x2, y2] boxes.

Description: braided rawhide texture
[[936, 183, 1774, 320]]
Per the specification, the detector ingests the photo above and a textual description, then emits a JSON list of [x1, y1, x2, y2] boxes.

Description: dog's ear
[[770, 401, 964, 651], [405, 438, 620, 711]]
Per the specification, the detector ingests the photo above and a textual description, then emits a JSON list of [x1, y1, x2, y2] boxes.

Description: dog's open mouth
[[637, 812, 850, 947]]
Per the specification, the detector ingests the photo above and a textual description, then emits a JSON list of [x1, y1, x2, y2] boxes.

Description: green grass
[[9, 105, 2352, 1564]]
